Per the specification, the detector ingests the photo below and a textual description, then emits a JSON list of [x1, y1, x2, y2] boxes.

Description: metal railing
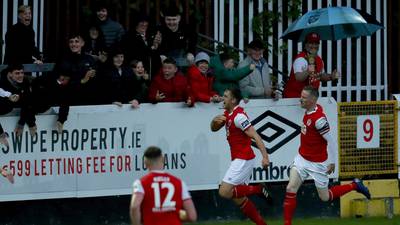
[[0, 63, 55, 73]]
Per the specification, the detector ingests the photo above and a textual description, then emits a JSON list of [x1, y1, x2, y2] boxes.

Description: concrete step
[[351, 197, 400, 218], [340, 179, 399, 218]]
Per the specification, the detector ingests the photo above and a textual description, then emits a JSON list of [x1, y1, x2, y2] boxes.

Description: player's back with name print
[[140, 172, 184, 225]]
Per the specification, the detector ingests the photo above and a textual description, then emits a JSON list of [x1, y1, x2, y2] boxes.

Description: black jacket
[[57, 52, 101, 105], [4, 22, 40, 64], [121, 30, 161, 76], [158, 24, 197, 59], [0, 73, 32, 108], [106, 66, 148, 104]]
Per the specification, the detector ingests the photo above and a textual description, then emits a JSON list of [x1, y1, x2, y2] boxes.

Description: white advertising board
[[0, 98, 338, 201]]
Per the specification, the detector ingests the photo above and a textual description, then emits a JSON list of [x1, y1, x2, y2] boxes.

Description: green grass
[[193, 216, 400, 225]]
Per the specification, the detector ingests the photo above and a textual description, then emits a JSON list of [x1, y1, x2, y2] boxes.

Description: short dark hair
[[130, 60, 142, 68], [109, 48, 124, 58], [226, 86, 243, 105], [94, 1, 109, 11], [247, 39, 264, 50], [18, 5, 30, 14], [144, 146, 162, 160], [133, 13, 150, 27], [162, 5, 181, 17], [163, 57, 177, 66], [67, 33, 84, 41], [6, 64, 24, 73], [303, 86, 319, 98], [220, 53, 234, 63]]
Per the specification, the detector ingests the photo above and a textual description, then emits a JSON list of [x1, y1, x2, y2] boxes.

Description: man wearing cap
[[238, 39, 272, 99], [187, 52, 222, 104], [283, 32, 339, 98]]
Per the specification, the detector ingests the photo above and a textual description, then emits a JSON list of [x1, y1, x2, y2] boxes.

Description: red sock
[[240, 198, 267, 225], [283, 192, 297, 225], [233, 185, 262, 198], [328, 182, 357, 200]]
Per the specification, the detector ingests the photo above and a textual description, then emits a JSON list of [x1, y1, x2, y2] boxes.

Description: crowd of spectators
[[1, 2, 308, 145]]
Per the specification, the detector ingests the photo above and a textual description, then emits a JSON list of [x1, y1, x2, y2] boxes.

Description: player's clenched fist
[[210, 115, 226, 132], [261, 156, 270, 168]]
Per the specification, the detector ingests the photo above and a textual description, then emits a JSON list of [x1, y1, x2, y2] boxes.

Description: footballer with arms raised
[[130, 146, 197, 225], [211, 87, 272, 225], [283, 86, 371, 225]]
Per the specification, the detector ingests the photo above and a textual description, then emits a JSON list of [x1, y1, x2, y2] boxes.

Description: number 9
[[363, 119, 373, 142]]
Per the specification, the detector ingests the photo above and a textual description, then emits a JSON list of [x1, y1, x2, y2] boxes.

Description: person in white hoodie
[[238, 39, 272, 99]]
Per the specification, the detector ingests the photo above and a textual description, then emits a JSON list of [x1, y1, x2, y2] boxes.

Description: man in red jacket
[[148, 58, 193, 106], [187, 52, 222, 104], [283, 33, 339, 98]]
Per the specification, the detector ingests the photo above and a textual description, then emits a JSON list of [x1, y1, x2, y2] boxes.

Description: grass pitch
[[194, 216, 400, 225]]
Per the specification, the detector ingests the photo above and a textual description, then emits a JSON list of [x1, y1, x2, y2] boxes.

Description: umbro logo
[[251, 110, 301, 154]]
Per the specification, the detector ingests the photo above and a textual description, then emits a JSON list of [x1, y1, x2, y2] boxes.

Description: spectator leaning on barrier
[[105, 49, 140, 108], [148, 57, 193, 106], [30, 70, 72, 133], [58, 34, 99, 105], [238, 39, 272, 99], [0, 64, 36, 136], [130, 60, 151, 104], [121, 14, 162, 77], [211, 52, 255, 100], [4, 5, 42, 65], [158, 5, 197, 66], [283, 32, 339, 98], [187, 52, 222, 104], [95, 2, 125, 49]]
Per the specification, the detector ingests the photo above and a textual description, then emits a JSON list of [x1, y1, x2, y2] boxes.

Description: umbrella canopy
[[281, 6, 383, 41]]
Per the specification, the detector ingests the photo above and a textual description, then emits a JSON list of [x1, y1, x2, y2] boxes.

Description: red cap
[[305, 32, 320, 43]]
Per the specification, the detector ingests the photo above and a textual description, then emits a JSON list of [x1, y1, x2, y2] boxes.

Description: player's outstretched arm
[[210, 115, 226, 132], [244, 126, 270, 168], [181, 199, 197, 222], [130, 192, 144, 225]]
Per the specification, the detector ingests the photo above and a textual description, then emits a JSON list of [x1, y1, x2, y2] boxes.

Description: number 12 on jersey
[[357, 115, 380, 149], [151, 182, 176, 211]]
